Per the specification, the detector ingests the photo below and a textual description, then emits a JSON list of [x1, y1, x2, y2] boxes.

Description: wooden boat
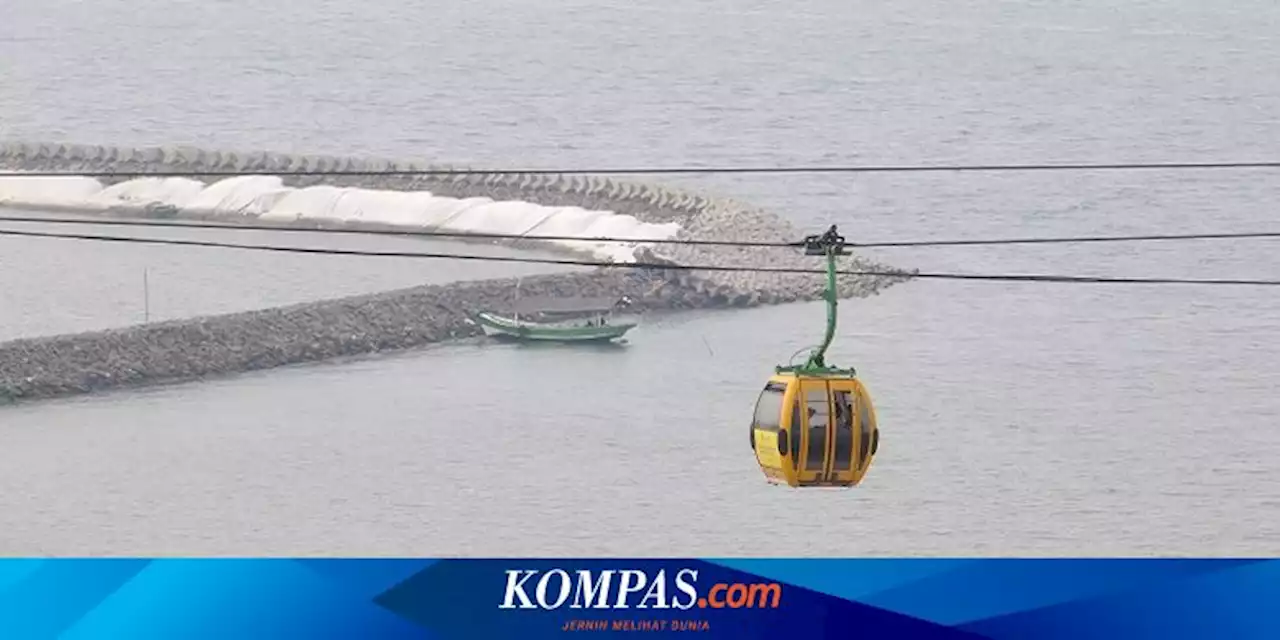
[[473, 296, 638, 343]]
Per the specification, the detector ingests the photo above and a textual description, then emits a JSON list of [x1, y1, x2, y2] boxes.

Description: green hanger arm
[[774, 225, 857, 378], [804, 247, 839, 369]]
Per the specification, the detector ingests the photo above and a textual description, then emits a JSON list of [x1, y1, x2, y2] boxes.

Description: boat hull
[[473, 312, 635, 342]]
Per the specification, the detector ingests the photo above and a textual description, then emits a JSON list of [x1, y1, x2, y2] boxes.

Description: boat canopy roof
[[510, 296, 624, 315]]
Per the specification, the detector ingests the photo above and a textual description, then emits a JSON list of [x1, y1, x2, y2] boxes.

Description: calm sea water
[[1, 0, 1278, 555]]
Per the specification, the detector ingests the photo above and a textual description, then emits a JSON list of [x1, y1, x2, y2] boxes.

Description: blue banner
[[0, 559, 1275, 639]]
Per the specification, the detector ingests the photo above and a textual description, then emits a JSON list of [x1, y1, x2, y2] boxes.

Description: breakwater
[[0, 271, 632, 402], [0, 141, 913, 402]]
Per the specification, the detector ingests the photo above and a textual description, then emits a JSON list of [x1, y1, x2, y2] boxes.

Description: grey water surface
[[0, 0, 1278, 555]]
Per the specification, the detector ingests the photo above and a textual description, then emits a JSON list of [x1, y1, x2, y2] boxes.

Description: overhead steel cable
[[4, 160, 1280, 178], [848, 230, 1280, 248], [3, 214, 1280, 249], [0, 214, 791, 248], [2, 226, 1279, 287]]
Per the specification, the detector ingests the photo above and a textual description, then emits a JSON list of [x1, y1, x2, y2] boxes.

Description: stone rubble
[[0, 141, 914, 402]]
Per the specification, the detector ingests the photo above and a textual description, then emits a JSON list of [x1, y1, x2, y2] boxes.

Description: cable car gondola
[[750, 225, 880, 487]]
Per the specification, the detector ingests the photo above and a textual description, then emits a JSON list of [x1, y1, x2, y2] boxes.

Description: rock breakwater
[[0, 271, 637, 402], [0, 141, 913, 402]]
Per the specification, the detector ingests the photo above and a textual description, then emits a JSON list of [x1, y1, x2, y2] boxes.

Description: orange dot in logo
[[697, 598, 707, 608]]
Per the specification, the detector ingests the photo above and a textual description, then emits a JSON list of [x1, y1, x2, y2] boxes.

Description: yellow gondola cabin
[[749, 225, 881, 488], [751, 373, 878, 487]]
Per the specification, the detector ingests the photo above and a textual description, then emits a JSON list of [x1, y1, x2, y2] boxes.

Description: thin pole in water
[[514, 276, 521, 322], [143, 267, 150, 323]]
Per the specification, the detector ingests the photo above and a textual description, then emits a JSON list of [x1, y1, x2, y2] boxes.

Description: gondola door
[[830, 385, 857, 484], [797, 378, 835, 485]]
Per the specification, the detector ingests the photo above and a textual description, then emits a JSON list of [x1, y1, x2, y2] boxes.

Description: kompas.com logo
[[497, 568, 782, 610]]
